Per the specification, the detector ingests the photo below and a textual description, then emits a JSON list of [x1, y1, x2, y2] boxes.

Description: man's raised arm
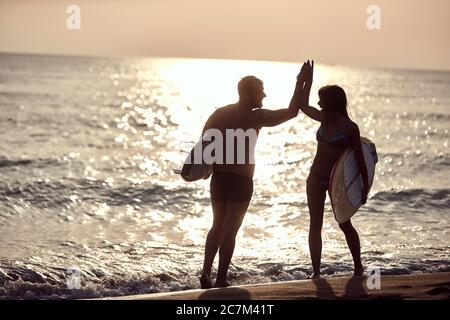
[[255, 62, 308, 127]]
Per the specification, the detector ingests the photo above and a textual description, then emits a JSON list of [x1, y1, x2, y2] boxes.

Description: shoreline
[[93, 272, 450, 300]]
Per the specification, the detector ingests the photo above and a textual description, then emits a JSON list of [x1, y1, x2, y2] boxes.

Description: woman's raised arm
[[300, 60, 323, 122]]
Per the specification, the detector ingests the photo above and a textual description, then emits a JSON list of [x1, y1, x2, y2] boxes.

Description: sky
[[0, 0, 449, 70]]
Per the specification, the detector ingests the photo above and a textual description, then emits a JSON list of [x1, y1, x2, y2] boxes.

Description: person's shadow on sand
[[343, 276, 370, 299], [312, 276, 370, 299], [311, 278, 339, 299], [198, 287, 251, 300]]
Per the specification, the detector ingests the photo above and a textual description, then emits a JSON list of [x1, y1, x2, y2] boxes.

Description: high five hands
[[297, 60, 314, 86]]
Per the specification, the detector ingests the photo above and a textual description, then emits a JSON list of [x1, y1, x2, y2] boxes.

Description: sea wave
[[0, 157, 63, 169], [396, 112, 450, 122], [0, 256, 448, 300], [370, 188, 450, 211], [0, 178, 199, 212]]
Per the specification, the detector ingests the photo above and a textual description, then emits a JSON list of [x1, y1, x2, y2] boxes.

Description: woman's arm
[[349, 123, 369, 204], [300, 61, 323, 122]]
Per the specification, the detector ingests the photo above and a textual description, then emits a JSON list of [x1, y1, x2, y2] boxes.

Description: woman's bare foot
[[214, 280, 231, 288], [200, 273, 213, 289]]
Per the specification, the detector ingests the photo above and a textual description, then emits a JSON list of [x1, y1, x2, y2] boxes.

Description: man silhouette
[[199, 63, 310, 288]]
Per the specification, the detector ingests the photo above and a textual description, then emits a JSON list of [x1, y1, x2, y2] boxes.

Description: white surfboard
[[329, 137, 378, 224], [175, 134, 213, 182]]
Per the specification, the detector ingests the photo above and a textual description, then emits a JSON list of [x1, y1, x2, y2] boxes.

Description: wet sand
[[94, 272, 450, 300]]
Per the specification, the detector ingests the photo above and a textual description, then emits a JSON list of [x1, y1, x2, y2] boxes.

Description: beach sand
[[94, 272, 450, 300]]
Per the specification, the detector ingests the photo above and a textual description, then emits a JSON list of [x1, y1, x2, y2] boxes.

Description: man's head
[[237, 76, 266, 109]]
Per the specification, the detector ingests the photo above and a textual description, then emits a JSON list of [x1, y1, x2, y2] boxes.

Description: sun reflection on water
[[105, 58, 450, 265], [117, 58, 337, 254], [2, 55, 449, 297]]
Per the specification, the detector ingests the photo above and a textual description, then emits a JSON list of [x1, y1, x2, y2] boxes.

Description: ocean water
[[0, 53, 448, 299]]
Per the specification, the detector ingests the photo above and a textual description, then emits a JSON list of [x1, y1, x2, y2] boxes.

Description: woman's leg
[[215, 200, 250, 287], [201, 200, 227, 288], [338, 219, 363, 276], [307, 176, 327, 278]]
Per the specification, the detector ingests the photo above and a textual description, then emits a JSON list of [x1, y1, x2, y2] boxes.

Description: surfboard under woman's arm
[[299, 60, 323, 122], [349, 123, 369, 204]]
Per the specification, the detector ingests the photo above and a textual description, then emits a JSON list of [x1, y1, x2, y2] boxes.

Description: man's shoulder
[[220, 103, 238, 112], [213, 104, 243, 121], [211, 104, 234, 115]]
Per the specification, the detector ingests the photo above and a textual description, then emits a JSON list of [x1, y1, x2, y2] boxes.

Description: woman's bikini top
[[316, 124, 350, 148]]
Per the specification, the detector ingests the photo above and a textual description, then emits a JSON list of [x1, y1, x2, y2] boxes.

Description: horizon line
[[1, 50, 449, 74]]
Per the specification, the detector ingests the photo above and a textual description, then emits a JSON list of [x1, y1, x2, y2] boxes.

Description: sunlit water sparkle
[[0, 53, 448, 299]]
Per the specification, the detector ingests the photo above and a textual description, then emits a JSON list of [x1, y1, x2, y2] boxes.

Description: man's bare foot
[[200, 273, 213, 289], [214, 280, 231, 288]]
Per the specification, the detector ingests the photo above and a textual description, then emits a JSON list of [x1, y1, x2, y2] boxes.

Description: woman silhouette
[[300, 61, 369, 279]]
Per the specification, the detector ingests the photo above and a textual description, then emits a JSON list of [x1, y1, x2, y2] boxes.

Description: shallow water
[[0, 53, 449, 299]]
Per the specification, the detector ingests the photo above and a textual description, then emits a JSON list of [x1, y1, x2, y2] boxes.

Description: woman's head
[[318, 85, 348, 118]]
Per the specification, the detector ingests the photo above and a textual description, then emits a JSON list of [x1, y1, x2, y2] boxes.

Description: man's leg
[[215, 200, 250, 287], [201, 200, 227, 289]]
